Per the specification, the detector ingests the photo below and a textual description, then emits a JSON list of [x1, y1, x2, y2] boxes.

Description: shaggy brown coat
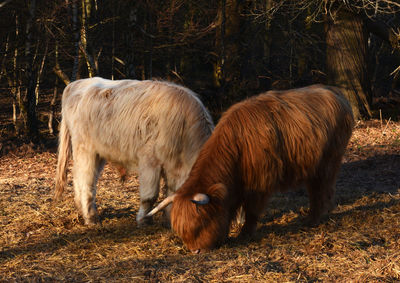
[[169, 85, 354, 252]]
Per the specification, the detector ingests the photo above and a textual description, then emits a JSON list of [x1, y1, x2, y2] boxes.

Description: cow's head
[[147, 183, 229, 253]]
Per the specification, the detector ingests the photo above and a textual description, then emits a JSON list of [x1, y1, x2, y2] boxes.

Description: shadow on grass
[[100, 252, 286, 281], [255, 154, 400, 225], [100, 205, 137, 220], [336, 154, 399, 201], [0, 214, 168, 262], [226, 194, 399, 250]]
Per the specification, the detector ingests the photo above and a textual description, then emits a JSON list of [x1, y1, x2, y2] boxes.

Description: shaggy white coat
[[55, 77, 214, 225]]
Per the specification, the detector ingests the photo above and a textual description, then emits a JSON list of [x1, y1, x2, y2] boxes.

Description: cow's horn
[[191, 193, 210, 205], [146, 195, 176, 217]]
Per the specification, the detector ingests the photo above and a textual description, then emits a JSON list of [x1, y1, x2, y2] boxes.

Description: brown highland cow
[[148, 85, 354, 253]]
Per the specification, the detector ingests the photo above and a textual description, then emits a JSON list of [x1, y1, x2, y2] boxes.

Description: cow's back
[[215, 85, 354, 192], [61, 77, 213, 169]]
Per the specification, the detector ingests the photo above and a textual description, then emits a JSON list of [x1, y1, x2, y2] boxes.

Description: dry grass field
[[0, 120, 399, 282]]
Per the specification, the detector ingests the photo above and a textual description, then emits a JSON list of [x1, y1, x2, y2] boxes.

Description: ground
[[0, 120, 399, 282]]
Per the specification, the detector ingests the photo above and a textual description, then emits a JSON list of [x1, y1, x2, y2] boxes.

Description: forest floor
[[0, 119, 399, 281]]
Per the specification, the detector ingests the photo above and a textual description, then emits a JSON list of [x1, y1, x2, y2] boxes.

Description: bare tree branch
[[0, 0, 13, 9], [366, 19, 400, 50], [53, 65, 70, 85]]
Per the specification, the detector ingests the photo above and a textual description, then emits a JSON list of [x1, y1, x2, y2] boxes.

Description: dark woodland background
[[0, 0, 399, 146]]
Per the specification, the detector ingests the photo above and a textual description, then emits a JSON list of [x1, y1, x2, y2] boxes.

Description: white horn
[[191, 193, 209, 205], [146, 194, 176, 217]]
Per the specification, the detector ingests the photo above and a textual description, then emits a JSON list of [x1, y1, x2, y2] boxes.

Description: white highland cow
[[54, 77, 214, 225]]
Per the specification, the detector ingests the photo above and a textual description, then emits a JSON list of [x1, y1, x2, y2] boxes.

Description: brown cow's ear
[[207, 183, 228, 201]]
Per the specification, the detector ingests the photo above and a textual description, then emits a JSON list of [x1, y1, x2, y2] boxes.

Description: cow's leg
[[72, 145, 105, 225], [240, 192, 269, 237], [136, 159, 161, 226], [322, 158, 343, 214], [306, 177, 336, 225], [306, 158, 342, 225], [162, 174, 176, 223], [162, 165, 189, 223], [305, 178, 325, 225]]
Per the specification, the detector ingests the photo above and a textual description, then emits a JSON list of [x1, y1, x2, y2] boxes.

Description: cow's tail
[[54, 118, 71, 201]]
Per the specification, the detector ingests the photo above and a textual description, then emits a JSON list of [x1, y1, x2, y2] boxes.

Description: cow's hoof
[[238, 221, 257, 238], [305, 214, 321, 227], [137, 216, 153, 227], [161, 220, 171, 229], [84, 215, 100, 226], [85, 219, 101, 227]]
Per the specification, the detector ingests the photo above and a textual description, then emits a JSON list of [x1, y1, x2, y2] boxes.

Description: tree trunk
[[124, 5, 136, 79], [23, 0, 39, 140], [49, 41, 62, 135], [80, 0, 96, 77], [222, 0, 242, 85], [48, 77, 58, 135], [12, 14, 23, 132], [35, 40, 48, 105], [325, 8, 372, 120], [1, 25, 20, 134], [214, 0, 244, 105], [144, 4, 153, 80], [214, 0, 226, 89], [71, 0, 80, 81], [111, 3, 116, 80]]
